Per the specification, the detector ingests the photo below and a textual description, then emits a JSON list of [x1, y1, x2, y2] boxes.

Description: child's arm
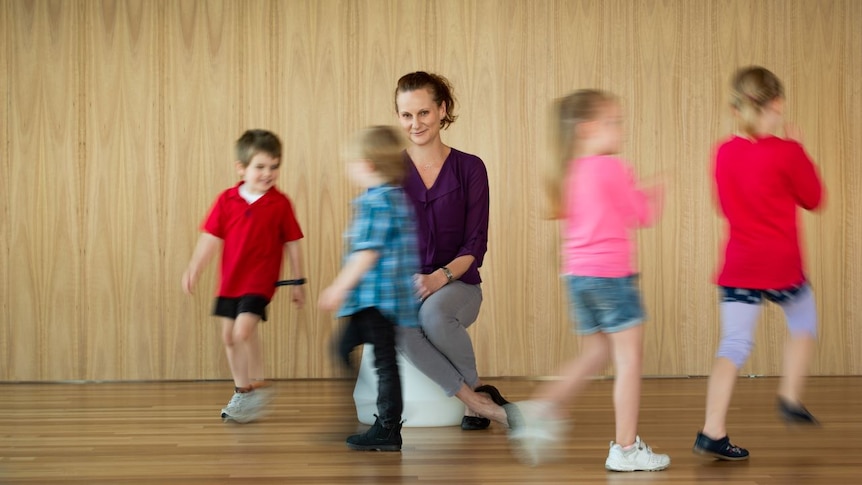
[[284, 240, 306, 308], [636, 174, 666, 226], [318, 250, 380, 312], [784, 124, 824, 211], [619, 161, 665, 228], [182, 233, 222, 295]]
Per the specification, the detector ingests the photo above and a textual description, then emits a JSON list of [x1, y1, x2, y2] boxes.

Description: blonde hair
[[730, 66, 784, 137], [349, 126, 408, 184], [545, 89, 618, 219]]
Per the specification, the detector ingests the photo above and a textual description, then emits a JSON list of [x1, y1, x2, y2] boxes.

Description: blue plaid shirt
[[337, 184, 420, 327]]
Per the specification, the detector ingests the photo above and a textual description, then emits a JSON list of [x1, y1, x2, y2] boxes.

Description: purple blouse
[[402, 148, 490, 285]]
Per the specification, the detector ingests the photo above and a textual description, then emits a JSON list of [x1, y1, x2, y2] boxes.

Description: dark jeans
[[339, 307, 402, 427]]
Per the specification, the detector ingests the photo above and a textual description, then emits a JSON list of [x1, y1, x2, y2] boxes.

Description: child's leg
[[363, 310, 402, 426], [248, 327, 265, 384], [337, 317, 365, 368], [220, 318, 245, 389], [702, 301, 762, 439], [607, 324, 644, 447], [506, 332, 610, 467], [222, 313, 261, 389], [534, 332, 611, 417], [604, 322, 671, 472], [778, 287, 818, 403]]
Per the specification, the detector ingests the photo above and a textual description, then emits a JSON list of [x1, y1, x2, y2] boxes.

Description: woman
[[394, 71, 509, 429]]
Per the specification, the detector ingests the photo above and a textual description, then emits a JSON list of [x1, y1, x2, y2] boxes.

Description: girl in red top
[[693, 66, 824, 461]]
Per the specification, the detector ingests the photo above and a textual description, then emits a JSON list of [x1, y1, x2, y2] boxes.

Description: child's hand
[[291, 286, 306, 309], [181, 267, 197, 295], [784, 122, 803, 143], [318, 285, 345, 312]]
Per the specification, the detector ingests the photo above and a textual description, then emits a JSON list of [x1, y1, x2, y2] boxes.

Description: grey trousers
[[396, 281, 483, 397]]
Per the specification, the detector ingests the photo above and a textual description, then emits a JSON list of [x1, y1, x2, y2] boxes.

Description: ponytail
[[730, 66, 784, 137]]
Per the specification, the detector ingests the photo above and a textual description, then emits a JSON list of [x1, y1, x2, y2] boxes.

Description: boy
[[183, 129, 305, 423], [319, 126, 419, 451]]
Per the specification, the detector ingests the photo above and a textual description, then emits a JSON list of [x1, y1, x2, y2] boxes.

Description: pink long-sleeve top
[[561, 155, 662, 277]]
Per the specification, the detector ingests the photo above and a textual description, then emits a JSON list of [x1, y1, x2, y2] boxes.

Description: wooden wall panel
[[1, 0, 861, 381], [845, 0, 862, 374], [4, 1, 84, 380], [162, 0, 243, 380], [1, 0, 9, 380], [81, 1, 163, 380], [266, 0, 356, 379]]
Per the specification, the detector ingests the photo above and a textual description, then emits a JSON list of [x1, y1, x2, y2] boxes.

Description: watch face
[[442, 267, 453, 281]]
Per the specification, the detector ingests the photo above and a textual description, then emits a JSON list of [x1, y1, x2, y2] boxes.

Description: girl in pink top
[[506, 90, 668, 472], [693, 66, 824, 461]]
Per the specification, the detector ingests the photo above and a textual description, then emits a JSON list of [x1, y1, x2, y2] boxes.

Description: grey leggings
[[396, 281, 483, 397], [717, 285, 818, 368]]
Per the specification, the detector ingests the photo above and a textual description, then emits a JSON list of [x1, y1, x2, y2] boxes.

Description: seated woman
[[393, 71, 510, 429]]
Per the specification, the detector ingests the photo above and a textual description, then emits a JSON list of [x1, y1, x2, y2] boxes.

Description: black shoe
[[778, 397, 819, 425], [474, 384, 510, 406], [346, 415, 402, 451], [461, 415, 491, 430], [692, 432, 749, 460]]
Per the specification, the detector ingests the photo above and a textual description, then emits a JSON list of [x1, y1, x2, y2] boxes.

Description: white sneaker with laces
[[605, 435, 670, 472]]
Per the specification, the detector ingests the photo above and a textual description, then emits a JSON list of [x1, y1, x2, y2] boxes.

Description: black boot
[[346, 415, 402, 451]]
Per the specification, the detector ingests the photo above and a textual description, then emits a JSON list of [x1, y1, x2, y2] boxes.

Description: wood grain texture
[[1, 0, 861, 381], [82, 0, 163, 381], [0, 0, 10, 381], [4, 0, 85, 380], [2, 378, 862, 483]]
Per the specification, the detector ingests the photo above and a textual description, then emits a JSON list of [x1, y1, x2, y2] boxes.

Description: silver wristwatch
[[441, 266, 454, 283]]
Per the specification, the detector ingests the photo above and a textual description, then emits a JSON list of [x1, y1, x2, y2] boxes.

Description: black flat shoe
[[692, 432, 749, 461], [778, 397, 820, 425], [474, 384, 510, 406], [461, 415, 491, 430]]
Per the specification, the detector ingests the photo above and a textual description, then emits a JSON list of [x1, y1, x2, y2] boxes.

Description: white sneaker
[[220, 392, 242, 418], [247, 385, 275, 418], [221, 391, 265, 424], [506, 400, 568, 466], [605, 435, 670, 472]]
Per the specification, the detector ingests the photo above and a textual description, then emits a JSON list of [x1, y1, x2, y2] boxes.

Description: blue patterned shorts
[[720, 281, 809, 305]]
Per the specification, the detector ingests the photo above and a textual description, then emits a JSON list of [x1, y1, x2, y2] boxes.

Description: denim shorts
[[565, 275, 645, 335]]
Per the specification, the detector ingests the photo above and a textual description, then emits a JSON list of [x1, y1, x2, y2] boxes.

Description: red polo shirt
[[714, 135, 823, 289], [203, 183, 303, 300]]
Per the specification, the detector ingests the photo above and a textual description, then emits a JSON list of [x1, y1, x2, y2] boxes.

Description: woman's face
[[395, 88, 446, 147]]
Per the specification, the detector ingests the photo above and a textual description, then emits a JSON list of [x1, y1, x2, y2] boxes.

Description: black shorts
[[213, 294, 270, 321]]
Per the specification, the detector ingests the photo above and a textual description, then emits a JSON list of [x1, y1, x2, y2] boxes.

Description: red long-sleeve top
[[714, 135, 824, 289]]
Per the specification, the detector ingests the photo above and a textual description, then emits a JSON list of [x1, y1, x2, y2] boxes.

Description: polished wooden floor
[[1, 377, 860, 484]]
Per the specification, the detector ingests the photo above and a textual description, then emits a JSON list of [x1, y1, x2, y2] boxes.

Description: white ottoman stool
[[353, 343, 464, 427]]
